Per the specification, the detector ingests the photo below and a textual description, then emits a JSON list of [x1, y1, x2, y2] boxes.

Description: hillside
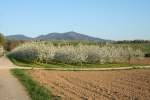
[[36, 31, 105, 41], [6, 35, 31, 40], [6, 31, 107, 42]]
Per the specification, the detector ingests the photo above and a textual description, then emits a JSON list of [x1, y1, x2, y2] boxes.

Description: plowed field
[[29, 69, 150, 100]]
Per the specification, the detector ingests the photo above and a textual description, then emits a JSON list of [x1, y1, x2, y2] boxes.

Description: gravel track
[[0, 56, 30, 100]]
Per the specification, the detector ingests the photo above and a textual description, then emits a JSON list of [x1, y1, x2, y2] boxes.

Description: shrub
[[54, 44, 88, 64], [9, 42, 39, 63], [9, 41, 144, 64]]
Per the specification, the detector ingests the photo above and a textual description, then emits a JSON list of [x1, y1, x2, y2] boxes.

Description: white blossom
[[9, 42, 144, 64]]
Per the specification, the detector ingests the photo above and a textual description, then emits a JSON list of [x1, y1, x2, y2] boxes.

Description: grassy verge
[[9, 57, 148, 69], [11, 69, 52, 100]]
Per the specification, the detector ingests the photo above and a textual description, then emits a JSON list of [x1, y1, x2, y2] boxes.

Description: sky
[[0, 0, 150, 40]]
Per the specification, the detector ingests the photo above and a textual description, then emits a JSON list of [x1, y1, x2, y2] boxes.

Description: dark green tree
[[0, 33, 5, 46]]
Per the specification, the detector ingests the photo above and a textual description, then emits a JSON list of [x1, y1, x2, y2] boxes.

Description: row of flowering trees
[[9, 41, 144, 64]]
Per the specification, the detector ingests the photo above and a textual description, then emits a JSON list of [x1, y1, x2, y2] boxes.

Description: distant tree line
[[115, 40, 150, 44], [0, 33, 5, 56], [0, 32, 26, 51], [4, 40, 25, 51]]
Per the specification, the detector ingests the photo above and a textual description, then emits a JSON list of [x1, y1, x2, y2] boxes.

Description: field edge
[[11, 69, 53, 100]]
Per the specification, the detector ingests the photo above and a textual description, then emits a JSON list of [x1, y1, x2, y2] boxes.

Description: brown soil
[[29, 69, 150, 100]]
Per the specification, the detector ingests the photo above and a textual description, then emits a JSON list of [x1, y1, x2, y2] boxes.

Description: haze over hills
[[6, 34, 31, 40], [6, 31, 108, 42]]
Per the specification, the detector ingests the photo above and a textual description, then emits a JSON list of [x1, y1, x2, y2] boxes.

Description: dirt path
[[0, 56, 30, 100], [0, 56, 17, 69]]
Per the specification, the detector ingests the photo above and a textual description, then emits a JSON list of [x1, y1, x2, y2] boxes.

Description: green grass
[[11, 69, 52, 100]]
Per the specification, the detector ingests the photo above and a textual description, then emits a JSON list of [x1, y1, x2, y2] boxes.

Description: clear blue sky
[[0, 0, 150, 40]]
